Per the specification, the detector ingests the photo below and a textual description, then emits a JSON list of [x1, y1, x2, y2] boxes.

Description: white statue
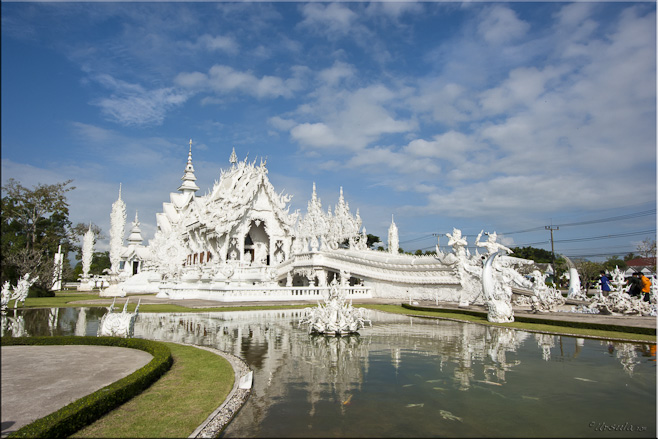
[[110, 184, 127, 274], [576, 267, 656, 316], [481, 252, 514, 323], [98, 297, 141, 338], [2, 274, 38, 312], [564, 256, 587, 300], [443, 228, 483, 306], [475, 230, 512, 255], [299, 280, 371, 336], [529, 270, 565, 313]]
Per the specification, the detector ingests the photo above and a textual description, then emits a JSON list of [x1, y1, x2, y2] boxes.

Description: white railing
[[158, 284, 371, 302]]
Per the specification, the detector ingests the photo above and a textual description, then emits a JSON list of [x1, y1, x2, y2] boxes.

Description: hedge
[[1, 336, 173, 438]]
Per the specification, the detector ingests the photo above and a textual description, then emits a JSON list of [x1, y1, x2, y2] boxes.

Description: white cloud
[[318, 61, 355, 86], [299, 3, 358, 38], [196, 34, 238, 53], [477, 5, 530, 45], [91, 74, 189, 126], [290, 123, 338, 149], [175, 64, 303, 99]]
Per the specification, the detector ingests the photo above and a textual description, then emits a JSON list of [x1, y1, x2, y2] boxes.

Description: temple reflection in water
[[2, 307, 655, 438]]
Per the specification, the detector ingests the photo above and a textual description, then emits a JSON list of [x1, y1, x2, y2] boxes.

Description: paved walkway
[[2, 297, 654, 438], [1, 345, 153, 437]]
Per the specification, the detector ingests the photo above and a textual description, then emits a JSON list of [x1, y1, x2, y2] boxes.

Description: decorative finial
[[230, 147, 237, 166], [118, 183, 122, 200]]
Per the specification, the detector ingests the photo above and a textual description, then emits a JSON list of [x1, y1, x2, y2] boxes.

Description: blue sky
[[2, 1, 656, 261]]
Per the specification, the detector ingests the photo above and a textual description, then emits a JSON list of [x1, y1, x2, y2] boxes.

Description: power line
[[499, 209, 656, 236], [553, 229, 655, 244]]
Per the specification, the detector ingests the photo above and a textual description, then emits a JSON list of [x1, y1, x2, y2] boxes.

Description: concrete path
[[1, 345, 152, 438]]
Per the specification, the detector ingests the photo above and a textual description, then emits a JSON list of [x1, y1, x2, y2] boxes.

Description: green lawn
[[361, 304, 657, 343], [71, 342, 235, 438]]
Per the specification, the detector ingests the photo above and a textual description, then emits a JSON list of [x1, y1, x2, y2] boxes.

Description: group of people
[[599, 270, 653, 301]]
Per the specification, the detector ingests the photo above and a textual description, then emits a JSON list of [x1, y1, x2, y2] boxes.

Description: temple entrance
[[245, 220, 270, 265]]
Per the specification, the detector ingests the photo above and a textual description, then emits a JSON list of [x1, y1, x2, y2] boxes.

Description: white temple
[[105, 141, 530, 304]]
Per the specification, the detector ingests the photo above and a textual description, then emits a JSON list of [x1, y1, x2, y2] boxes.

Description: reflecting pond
[[2, 307, 656, 437]]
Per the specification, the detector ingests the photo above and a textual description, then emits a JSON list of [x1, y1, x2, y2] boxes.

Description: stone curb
[[170, 343, 251, 439]]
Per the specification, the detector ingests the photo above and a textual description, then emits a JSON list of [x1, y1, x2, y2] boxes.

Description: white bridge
[[151, 249, 465, 302]]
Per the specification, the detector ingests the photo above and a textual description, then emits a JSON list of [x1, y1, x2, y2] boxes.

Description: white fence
[[157, 285, 371, 302]]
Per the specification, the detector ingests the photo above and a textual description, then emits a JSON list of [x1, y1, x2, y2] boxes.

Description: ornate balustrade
[[277, 250, 459, 286], [158, 284, 371, 302]]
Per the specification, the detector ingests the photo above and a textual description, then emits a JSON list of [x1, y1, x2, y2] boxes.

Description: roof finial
[[178, 139, 200, 194], [118, 183, 122, 200], [229, 147, 237, 167]]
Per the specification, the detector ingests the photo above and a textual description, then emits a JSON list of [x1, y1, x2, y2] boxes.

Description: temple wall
[[365, 279, 462, 302]]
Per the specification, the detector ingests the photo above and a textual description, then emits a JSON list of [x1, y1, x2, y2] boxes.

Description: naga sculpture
[[481, 252, 514, 323], [98, 297, 141, 338]]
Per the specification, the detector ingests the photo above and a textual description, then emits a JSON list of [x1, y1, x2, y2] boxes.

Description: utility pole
[[545, 225, 559, 263]]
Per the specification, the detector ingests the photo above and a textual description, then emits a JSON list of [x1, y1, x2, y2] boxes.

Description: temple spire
[[229, 147, 238, 168], [178, 139, 200, 194]]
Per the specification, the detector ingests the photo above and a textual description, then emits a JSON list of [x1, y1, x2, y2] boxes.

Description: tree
[[510, 246, 555, 263], [1, 178, 76, 292], [637, 238, 656, 258], [573, 259, 603, 290], [366, 234, 382, 249], [602, 256, 627, 272]]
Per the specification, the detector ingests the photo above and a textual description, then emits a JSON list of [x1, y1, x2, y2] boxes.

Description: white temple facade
[[108, 141, 527, 304]]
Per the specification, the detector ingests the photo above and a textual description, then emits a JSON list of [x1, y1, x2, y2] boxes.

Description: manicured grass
[[360, 304, 657, 343], [6, 292, 102, 309], [71, 342, 234, 438]]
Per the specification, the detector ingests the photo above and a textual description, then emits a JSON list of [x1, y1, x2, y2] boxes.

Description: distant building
[[624, 257, 656, 278]]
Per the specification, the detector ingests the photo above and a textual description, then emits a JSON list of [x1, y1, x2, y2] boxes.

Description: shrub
[[27, 286, 55, 298]]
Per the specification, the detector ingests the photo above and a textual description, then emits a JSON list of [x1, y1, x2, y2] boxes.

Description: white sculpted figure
[[1, 274, 38, 312], [529, 270, 565, 313], [475, 231, 512, 255], [578, 266, 655, 316], [98, 297, 141, 338], [564, 256, 587, 300], [299, 280, 371, 336], [444, 228, 483, 306], [481, 252, 514, 323]]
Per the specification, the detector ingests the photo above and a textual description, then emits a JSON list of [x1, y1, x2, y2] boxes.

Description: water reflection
[[2, 308, 655, 438]]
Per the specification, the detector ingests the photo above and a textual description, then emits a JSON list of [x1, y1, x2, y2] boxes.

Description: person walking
[[627, 272, 642, 297], [599, 270, 612, 296], [639, 273, 652, 302]]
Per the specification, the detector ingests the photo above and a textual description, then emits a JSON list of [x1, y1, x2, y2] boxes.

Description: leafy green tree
[[1, 178, 76, 291], [602, 256, 627, 272], [510, 246, 555, 263], [573, 259, 603, 290], [366, 234, 382, 248]]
